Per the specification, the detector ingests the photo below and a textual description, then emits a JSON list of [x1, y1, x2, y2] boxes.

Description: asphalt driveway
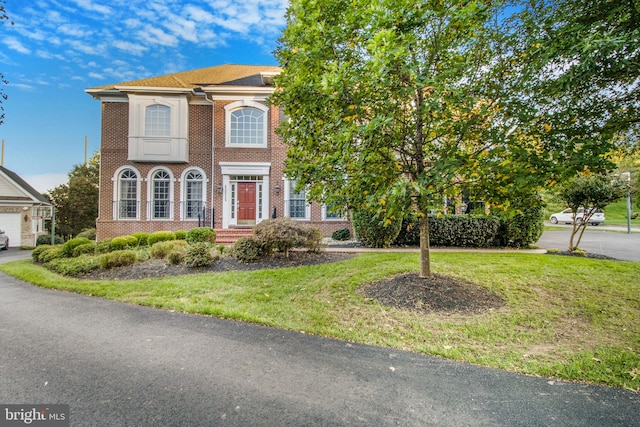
[[1, 259, 638, 426], [535, 226, 640, 261]]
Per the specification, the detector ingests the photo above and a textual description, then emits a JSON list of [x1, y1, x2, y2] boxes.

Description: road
[[536, 225, 640, 261], [1, 252, 638, 426]]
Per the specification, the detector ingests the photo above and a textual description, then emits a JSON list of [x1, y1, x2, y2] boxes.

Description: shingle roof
[[87, 64, 282, 91], [0, 165, 51, 204]]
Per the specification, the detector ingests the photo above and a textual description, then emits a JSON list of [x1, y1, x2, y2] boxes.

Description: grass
[[1, 252, 639, 390]]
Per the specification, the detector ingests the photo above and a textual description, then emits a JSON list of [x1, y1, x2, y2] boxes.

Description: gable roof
[[0, 165, 51, 205], [86, 64, 282, 93]]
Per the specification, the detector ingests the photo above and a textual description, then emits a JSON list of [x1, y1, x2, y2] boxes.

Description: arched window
[[225, 101, 269, 148], [145, 104, 171, 136], [184, 169, 204, 220], [118, 169, 138, 219], [151, 169, 172, 219]]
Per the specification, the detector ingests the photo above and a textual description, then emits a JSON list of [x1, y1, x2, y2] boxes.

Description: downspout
[[203, 92, 215, 229]]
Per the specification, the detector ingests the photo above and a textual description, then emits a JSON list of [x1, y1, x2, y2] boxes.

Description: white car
[[549, 208, 605, 226], [0, 230, 8, 250]]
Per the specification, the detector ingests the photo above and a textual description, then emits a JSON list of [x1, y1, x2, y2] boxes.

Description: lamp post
[[621, 172, 631, 234]]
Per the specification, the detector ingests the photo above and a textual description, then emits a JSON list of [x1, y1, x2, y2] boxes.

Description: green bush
[[394, 215, 502, 248], [132, 232, 150, 246], [62, 237, 92, 257], [498, 205, 544, 248], [99, 250, 138, 269], [332, 228, 352, 241], [36, 235, 64, 246], [76, 228, 96, 240], [147, 231, 176, 246], [39, 246, 65, 263], [32, 244, 52, 262], [352, 209, 402, 248], [150, 240, 188, 259], [186, 227, 217, 244], [167, 248, 186, 265], [254, 218, 322, 256], [110, 235, 139, 251], [47, 256, 100, 276], [175, 230, 187, 240], [185, 242, 213, 267], [234, 237, 262, 263], [72, 242, 96, 257], [95, 239, 113, 254]]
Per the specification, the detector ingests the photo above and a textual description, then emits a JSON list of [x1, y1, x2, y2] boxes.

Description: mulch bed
[[78, 250, 504, 315]]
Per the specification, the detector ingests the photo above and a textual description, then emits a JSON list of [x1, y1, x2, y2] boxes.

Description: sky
[[0, 0, 287, 193]]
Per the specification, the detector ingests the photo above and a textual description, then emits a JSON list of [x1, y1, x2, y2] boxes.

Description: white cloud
[[9, 83, 35, 91], [72, 0, 112, 15], [137, 25, 179, 47], [3, 37, 31, 54], [113, 40, 148, 56], [24, 174, 69, 194]]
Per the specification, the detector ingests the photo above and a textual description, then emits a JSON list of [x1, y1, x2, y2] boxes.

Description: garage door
[[0, 213, 22, 246]]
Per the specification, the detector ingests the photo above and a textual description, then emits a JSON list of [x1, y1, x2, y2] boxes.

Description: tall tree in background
[[1, 0, 13, 126], [506, 0, 639, 176], [47, 152, 100, 240], [274, 0, 555, 278]]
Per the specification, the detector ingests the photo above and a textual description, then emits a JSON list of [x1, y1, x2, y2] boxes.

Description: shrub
[[352, 209, 402, 248], [167, 248, 186, 265], [62, 237, 92, 257], [394, 215, 502, 248], [147, 231, 176, 246], [394, 217, 422, 247], [110, 235, 139, 251], [150, 240, 188, 259], [185, 242, 213, 267], [32, 244, 52, 262], [36, 235, 64, 246], [99, 250, 138, 269], [186, 227, 217, 244], [72, 242, 96, 257], [132, 232, 150, 247], [76, 228, 96, 240], [254, 218, 322, 256], [39, 246, 65, 263], [175, 230, 187, 240], [498, 205, 544, 248], [332, 228, 351, 241], [95, 239, 113, 254], [47, 256, 100, 276], [234, 237, 262, 263]]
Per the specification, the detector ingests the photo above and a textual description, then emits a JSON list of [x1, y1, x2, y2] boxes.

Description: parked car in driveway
[[0, 230, 8, 250], [549, 208, 605, 226]]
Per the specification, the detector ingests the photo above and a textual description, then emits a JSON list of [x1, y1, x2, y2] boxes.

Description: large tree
[[273, 0, 556, 277], [505, 0, 639, 174], [46, 152, 100, 240]]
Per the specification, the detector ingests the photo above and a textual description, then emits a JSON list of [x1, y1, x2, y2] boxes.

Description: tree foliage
[[506, 0, 640, 175], [1, 0, 14, 126], [46, 152, 100, 240], [273, 0, 558, 277], [558, 174, 627, 251]]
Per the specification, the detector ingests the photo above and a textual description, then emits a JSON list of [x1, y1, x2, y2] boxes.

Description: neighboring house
[[86, 64, 351, 241], [0, 165, 52, 246]]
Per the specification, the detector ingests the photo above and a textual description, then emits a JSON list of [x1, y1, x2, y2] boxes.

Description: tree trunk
[[419, 214, 431, 278]]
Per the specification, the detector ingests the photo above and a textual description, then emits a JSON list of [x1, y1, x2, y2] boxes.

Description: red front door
[[237, 182, 256, 225]]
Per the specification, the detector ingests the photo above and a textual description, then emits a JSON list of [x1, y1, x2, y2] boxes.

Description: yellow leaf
[[380, 199, 386, 206], [544, 123, 551, 132]]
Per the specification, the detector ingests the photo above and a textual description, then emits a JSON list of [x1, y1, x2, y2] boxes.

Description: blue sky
[[1, 0, 286, 193]]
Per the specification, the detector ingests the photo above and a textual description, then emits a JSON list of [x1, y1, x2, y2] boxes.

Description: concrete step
[[215, 228, 254, 244]]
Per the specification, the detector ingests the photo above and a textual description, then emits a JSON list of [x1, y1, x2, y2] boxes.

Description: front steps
[[214, 228, 254, 244]]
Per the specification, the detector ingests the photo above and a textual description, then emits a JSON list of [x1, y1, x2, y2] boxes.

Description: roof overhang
[[202, 85, 275, 101]]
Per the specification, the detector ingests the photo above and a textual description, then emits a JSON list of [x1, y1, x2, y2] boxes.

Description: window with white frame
[[225, 101, 269, 148], [145, 104, 171, 136], [151, 169, 172, 219], [284, 179, 310, 220], [323, 203, 345, 220], [117, 169, 139, 219], [183, 169, 204, 220]]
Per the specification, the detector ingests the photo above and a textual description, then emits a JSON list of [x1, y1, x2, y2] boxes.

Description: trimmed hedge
[[147, 231, 177, 246], [99, 250, 138, 269], [186, 227, 216, 244], [72, 242, 97, 257], [110, 235, 139, 251], [132, 232, 150, 247], [62, 237, 92, 257], [185, 242, 213, 267], [332, 228, 351, 241], [394, 214, 542, 248], [352, 209, 402, 248], [234, 237, 262, 263]]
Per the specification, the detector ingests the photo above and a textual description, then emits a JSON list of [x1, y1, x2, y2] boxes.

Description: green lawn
[[1, 252, 639, 390]]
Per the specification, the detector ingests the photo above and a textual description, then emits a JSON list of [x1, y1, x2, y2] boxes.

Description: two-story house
[[86, 64, 351, 242]]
